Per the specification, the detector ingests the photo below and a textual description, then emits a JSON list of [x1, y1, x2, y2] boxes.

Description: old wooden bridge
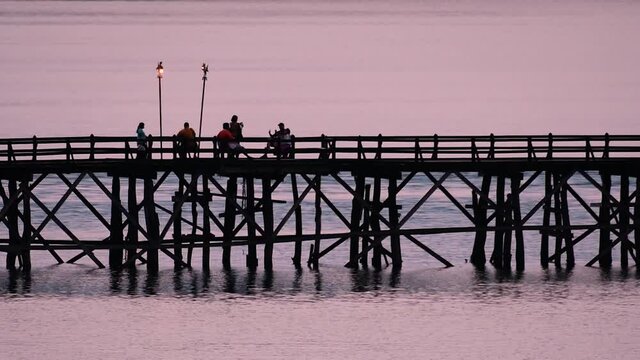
[[1, 133, 639, 272]]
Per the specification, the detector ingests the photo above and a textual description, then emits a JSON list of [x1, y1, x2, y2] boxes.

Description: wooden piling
[[172, 174, 184, 269], [126, 177, 138, 266], [511, 174, 525, 271], [202, 175, 211, 272], [348, 175, 365, 268], [635, 176, 640, 267], [262, 177, 274, 270], [188, 174, 198, 267], [222, 176, 237, 269], [553, 173, 563, 267], [360, 184, 371, 267], [388, 177, 402, 268], [291, 174, 302, 266], [560, 175, 574, 268], [6, 179, 19, 270], [502, 194, 513, 268], [619, 174, 629, 268], [20, 179, 32, 271], [490, 176, 505, 269], [598, 171, 612, 267], [312, 176, 321, 269], [371, 177, 382, 269], [109, 176, 123, 268], [246, 177, 258, 268], [541, 171, 551, 267], [470, 174, 491, 266], [143, 177, 159, 272]]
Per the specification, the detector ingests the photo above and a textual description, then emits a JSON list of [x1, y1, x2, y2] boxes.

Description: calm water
[[2, 1, 640, 359]]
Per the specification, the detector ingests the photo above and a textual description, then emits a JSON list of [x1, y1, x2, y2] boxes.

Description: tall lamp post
[[156, 61, 164, 159], [198, 63, 209, 138]]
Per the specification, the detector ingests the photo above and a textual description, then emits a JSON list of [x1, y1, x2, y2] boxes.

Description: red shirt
[[217, 129, 234, 141]]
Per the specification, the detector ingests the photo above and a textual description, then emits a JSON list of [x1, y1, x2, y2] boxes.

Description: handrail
[[1, 133, 640, 162]]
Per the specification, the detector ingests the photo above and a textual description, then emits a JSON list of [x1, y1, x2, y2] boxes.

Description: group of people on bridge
[[135, 115, 292, 159]]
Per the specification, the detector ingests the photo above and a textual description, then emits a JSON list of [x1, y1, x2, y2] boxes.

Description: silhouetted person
[[176, 121, 196, 158], [267, 122, 292, 158], [229, 115, 244, 142], [217, 122, 250, 158], [136, 122, 148, 159]]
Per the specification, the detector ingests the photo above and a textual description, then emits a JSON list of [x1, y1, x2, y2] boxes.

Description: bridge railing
[[0, 133, 638, 162]]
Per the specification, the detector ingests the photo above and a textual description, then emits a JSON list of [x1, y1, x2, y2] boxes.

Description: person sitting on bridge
[[217, 122, 250, 158], [176, 121, 197, 158], [136, 122, 148, 159], [266, 122, 293, 158]]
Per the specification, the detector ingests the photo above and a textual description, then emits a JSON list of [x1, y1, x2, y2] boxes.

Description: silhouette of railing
[[0, 133, 636, 162]]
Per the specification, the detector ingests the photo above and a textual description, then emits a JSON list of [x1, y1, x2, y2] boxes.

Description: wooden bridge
[[1, 133, 639, 272]]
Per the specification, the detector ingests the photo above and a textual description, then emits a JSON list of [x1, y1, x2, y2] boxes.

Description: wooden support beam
[[470, 174, 491, 266], [348, 175, 365, 268], [20, 179, 32, 270], [222, 176, 237, 269], [5, 180, 19, 270], [388, 177, 402, 268], [598, 171, 612, 268], [126, 177, 138, 267], [360, 184, 371, 267], [246, 177, 258, 268], [490, 176, 505, 269], [511, 175, 525, 271], [143, 177, 159, 272], [371, 177, 382, 269], [202, 175, 211, 272], [635, 176, 640, 267], [291, 174, 303, 267], [311, 176, 321, 269], [553, 173, 563, 267], [109, 176, 123, 268], [541, 171, 551, 267], [172, 173, 184, 269], [620, 174, 630, 269], [262, 177, 274, 270], [502, 194, 513, 268], [560, 175, 574, 268]]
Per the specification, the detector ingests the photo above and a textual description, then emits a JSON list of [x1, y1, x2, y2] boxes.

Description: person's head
[[231, 115, 238, 123], [138, 122, 145, 129], [184, 122, 190, 128], [223, 122, 230, 130], [278, 122, 285, 130]]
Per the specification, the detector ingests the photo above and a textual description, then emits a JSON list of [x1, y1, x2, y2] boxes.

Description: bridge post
[[20, 179, 32, 271], [246, 177, 258, 268], [172, 173, 184, 269], [348, 175, 365, 268], [598, 171, 612, 267], [222, 176, 237, 269], [109, 176, 123, 268], [202, 175, 211, 272], [511, 174, 525, 271], [388, 176, 402, 268], [143, 177, 159, 272], [310, 176, 321, 269], [291, 174, 302, 267], [371, 177, 382, 269], [635, 176, 640, 267], [541, 171, 551, 267], [490, 175, 505, 269], [470, 174, 491, 266], [619, 174, 629, 269], [560, 174, 575, 268], [360, 184, 371, 267], [126, 177, 138, 267], [262, 177, 274, 270], [6, 179, 19, 270], [503, 193, 513, 268], [553, 173, 563, 267]]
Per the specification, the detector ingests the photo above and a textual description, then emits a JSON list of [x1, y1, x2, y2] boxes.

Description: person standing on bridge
[[136, 122, 148, 159], [229, 115, 244, 143], [176, 121, 197, 158]]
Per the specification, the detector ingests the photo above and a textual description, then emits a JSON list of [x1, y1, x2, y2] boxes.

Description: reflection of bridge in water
[[1, 134, 640, 272]]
